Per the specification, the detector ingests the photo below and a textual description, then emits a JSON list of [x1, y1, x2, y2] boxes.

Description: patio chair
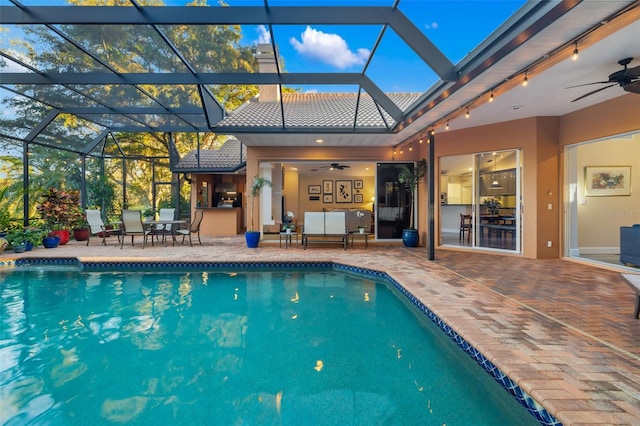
[[86, 209, 120, 246], [175, 209, 204, 246], [152, 208, 175, 244], [120, 209, 152, 249]]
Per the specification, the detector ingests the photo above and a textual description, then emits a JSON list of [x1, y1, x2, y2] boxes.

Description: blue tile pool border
[[7, 258, 560, 425]]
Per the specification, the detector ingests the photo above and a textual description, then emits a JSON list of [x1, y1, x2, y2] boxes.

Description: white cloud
[[289, 26, 369, 69], [255, 25, 271, 44], [304, 89, 319, 94], [424, 22, 439, 30]]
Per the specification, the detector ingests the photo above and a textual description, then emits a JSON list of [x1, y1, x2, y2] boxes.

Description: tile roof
[[218, 92, 422, 129], [174, 138, 246, 172]]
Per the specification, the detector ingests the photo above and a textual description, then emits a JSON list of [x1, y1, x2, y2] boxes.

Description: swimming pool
[[0, 260, 556, 425]]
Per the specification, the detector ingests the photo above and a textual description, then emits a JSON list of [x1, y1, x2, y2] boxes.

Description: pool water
[[0, 267, 539, 425]]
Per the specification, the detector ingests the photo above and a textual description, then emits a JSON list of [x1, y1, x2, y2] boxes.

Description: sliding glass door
[[473, 149, 522, 252]]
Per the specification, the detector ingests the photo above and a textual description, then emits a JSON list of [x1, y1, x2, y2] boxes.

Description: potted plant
[[142, 207, 156, 222], [356, 211, 366, 233], [36, 188, 80, 245], [5, 228, 27, 253], [397, 158, 428, 247], [245, 175, 272, 248], [42, 231, 61, 249], [483, 197, 502, 215], [71, 208, 90, 241], [283, 211, 295, 234], [24, 227, 47, 250]]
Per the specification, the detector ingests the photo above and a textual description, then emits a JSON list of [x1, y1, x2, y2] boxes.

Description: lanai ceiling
[[0, 0, 639, 153]]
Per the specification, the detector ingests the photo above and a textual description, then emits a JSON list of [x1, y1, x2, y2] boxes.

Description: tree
[[397, 159, 428, 230]]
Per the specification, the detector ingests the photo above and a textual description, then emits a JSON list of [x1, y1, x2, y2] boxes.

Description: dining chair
[[175, 209, 204, 246], [153, 208, 175, 244], [86, 209, 121, 246], [120, 209, 152, 249], [459, 214, 473, 244]]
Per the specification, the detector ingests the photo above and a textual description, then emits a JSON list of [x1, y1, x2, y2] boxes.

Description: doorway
[[439, 149, 522, 252]]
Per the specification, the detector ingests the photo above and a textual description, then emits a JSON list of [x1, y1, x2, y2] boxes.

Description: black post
[[22, 142, 29, 227], [428, 132, 435, 260]]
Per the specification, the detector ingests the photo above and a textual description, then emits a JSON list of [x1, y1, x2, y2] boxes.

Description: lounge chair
[[120, 209, 152, 249], [86, 209, 120, 246], [175, 209, 204, 246]]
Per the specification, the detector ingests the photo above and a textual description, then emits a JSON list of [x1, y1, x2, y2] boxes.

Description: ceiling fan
[[320, 163, 351, 170], [568, 57, 640, 102]]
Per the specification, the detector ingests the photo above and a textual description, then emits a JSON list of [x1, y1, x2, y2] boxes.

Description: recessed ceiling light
[[511, 105, 523, 110], [315, 139, 323, 143]]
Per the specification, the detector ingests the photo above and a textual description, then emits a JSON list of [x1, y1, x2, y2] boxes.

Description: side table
[[279, 231, 298, 249], [350, 231, 372, 249]]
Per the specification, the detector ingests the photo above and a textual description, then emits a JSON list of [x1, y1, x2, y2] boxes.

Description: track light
[[445, 120, 449, 130], [572, 42, 579, 61], [489, 91, 494, 102], [522, 71, 528, 87], [465, 107, 470, 118]]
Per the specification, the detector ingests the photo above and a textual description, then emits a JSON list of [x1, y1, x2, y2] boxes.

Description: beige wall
[[575, 135, 640, 250]]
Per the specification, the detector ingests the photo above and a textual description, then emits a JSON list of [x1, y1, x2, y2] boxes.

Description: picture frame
[[353, 194, 363, 203], [323, 180, 333, 194], [584, 166, 631, 196], [354, 180, 363, 190], [323, 194, 333, 203], [335, 180, 353, 203], [309, 195, 320, 201], [308, 185, 321, 194]]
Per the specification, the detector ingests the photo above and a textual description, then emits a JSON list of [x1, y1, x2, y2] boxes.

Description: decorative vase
[[286, 228, 291, 234], [245, 231, 261, 248], [25, 241, 34, 251], [402, 228, 419, 247], [73, 227, 90, 241], [359, 228, 365, 234], [42, 235, 60, 249], [51, 229, 70, 245]]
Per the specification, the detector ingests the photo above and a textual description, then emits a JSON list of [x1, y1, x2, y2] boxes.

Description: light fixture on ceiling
[[489, 91, 494, 102], [445, 120, 450, 130], [465, 107, 470, 118], [489, 153, 503, 190], [572, 42, 579, 61], [522, 71, 528, 87], [315, 138, 323, 143]]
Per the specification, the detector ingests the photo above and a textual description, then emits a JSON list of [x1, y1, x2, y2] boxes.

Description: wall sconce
[[522, 71, 528, 87], [572, 42, 579, 61], [465, 107, 470, 118]]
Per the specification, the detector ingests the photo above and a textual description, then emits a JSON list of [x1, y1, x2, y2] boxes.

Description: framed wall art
[[323, 180, 333, 194], [335, 180, 352, 203], [323, 194, 333, 203], [584, 166, 631, 196], [353, 194, 363, 203], [354, 180, 363, 190], [308, 185, 321, 194]]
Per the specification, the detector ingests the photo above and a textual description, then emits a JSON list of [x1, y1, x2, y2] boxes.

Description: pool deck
[[2, 236, 640, 425]]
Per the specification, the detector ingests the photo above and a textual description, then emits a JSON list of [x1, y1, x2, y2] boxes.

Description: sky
[[0, 0, 527, 94]]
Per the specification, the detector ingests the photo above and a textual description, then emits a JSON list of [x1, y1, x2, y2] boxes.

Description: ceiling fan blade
[[625, 64, 640, 78], [565, 81, 610, 89], [571, 84, 617, 102], [623, 80, 640, 94]]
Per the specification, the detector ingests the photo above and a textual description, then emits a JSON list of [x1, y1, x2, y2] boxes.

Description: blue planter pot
[[42, 236, 60, 249], [25, 241, 34, 251], [402, 229, 419, 247], [245, 231, 261, 248]]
